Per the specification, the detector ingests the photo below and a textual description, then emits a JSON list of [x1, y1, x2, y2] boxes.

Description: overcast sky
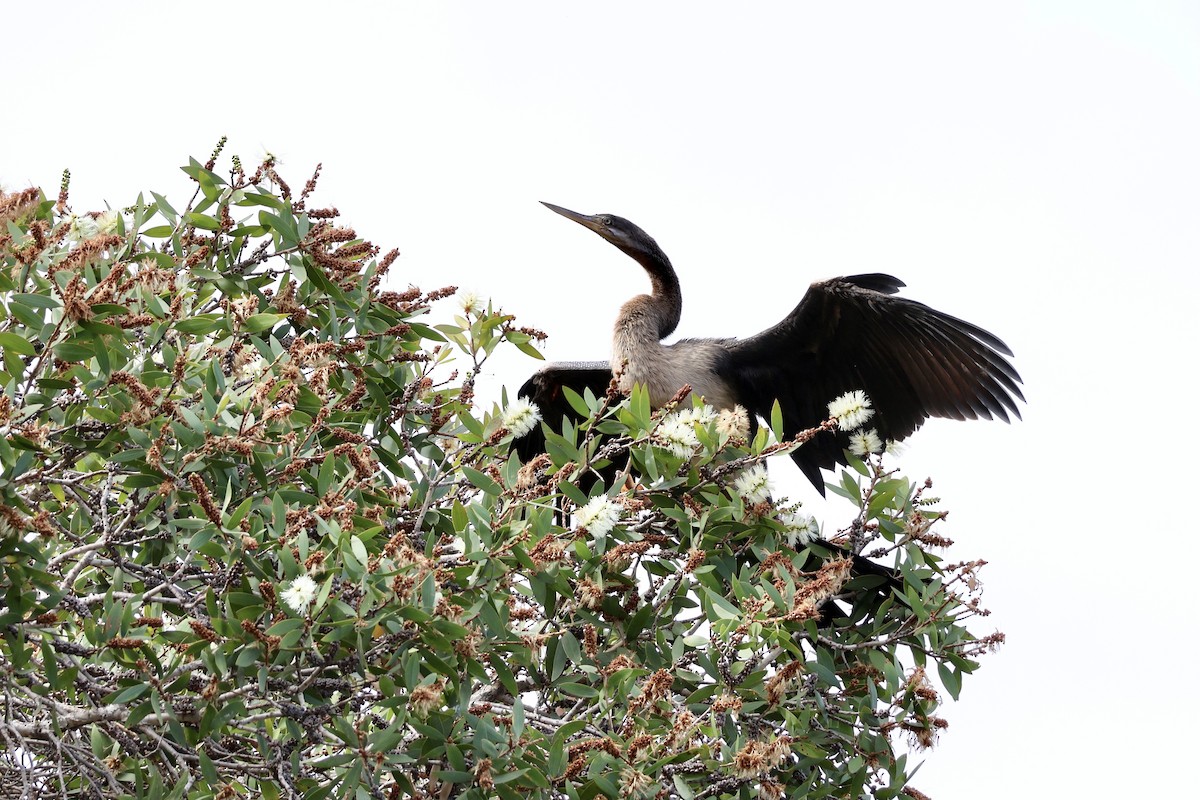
[[4, 2, 1198, 795]]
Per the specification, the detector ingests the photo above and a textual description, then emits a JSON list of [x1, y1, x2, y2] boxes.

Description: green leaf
[[511, 698, 525, 739], [701, 586, 741, 621], [242, 313, 285, 333], [151, 192, 178, 222], [240, 191, 284, 209], [185, 212, 221, 231], [507, 334, 546, 360], [839, 470, 861, 506], [938, 661, 963, 701], [462, 466, 502, 496], [174, 314, 225, 335], [0, 332, 36, 356], [561, 385, 593, 418], [53, 340, 93, 362], [111, 683, 149, 704], [770, 399, 784, 441], [350, 535, 369, 566], [11, 293, 60, 309], [557, 480, 589, 508], [180, 157, 227, 190], [316, 453, 335, 496]]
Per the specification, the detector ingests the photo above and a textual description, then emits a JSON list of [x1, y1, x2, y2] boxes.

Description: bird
[[516, 202, 1023, 494]]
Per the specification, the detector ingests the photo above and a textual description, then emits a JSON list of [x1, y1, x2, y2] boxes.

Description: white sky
[[4, 2, 1198, 795]]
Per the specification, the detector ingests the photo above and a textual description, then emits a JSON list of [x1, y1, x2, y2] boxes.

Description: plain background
[[4, 2, 1197, 795]]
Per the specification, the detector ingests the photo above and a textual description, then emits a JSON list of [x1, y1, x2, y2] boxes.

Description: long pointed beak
[[540, 201, 608, 235]]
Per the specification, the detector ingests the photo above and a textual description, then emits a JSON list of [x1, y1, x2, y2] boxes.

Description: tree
[[0, 143, 1002, 799]]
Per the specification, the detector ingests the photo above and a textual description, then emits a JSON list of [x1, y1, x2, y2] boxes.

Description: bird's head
[[540, 202, 666, 265]]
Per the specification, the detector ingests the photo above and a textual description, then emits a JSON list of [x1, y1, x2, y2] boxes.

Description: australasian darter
[[516, 202, 1023, 492]]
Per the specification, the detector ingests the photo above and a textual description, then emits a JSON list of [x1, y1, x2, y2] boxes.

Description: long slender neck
[[621, 242, 682, 339]]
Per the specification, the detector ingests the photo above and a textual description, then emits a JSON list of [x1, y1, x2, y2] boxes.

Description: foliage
[[0, 146, 1001, 799]]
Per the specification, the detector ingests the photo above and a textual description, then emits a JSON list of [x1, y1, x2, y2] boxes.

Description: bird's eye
[[600, 216, 613, 226]]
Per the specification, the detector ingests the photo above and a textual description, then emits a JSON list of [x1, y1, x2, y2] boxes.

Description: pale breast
[[612, 296, 739, 409], [614, 332, 737, 409]]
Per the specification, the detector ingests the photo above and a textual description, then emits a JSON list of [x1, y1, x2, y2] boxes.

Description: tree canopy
[[0, 145, 1001, 799]]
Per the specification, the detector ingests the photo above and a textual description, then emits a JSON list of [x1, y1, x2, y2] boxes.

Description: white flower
[[458, 290, 481, 316], [95, 210, 121, 235], [655, 411, 701, 457], [885, 439, 905, 456], [66, 214, 99, 242], [236, 355, 269, 381], [716, 405, 751, 438], [409, 679, 445, 718], [779, 511, 819, 547], [676, 404, 717, 426], [577, 495, 623, 538], [848, 428, 883, 456], [502, 398, 542, 438], [732, 464, 771, 505], [282, 575, 318, 612], [827, 390, 874, 431]]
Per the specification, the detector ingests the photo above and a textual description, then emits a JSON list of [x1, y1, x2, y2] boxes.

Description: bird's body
[[614, 330, 737, 410], [519, 203, 1023, 493]]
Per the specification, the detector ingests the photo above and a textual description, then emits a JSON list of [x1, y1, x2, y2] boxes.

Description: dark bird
[[516, 203, 1023, 494]]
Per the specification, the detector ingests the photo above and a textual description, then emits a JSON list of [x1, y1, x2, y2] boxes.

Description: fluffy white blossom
[[885, 439, 905, 456], [716, 405, 751, 438], [848, 428, 883, 456], [779, 511, 819, 547], [234, 354, 269, 381], [501, 398, 542, 438], [577, 495, 623, 538], [676, 404, 717, 426], [96, 210, 121, 235], [66, 214, 99, 242], [458, 290, 482, 315], [282, 575, 318, 612], [827, 390, 874, 431], [655, 412, 701, 457], [732, 464, 771, 505]]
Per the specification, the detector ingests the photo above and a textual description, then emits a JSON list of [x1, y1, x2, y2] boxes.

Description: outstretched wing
[[513, 361, 614, 464], [719, 274, 1024, 492]]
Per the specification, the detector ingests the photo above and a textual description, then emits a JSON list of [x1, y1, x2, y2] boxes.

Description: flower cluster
[[732, 464, 772, 505], [829, 389, 883, 455], [716, 405, 750, 438], [501, 398, 542, 438], [827, 390, 874, 431], [779, 510, 819, 546], [655, 413, 700, 458], [654, 404, 717, 458], [282, 575, 318, 612], [578, 495, 623, 538], [848, 428, 883, 456], [458, 290, 481, 316]]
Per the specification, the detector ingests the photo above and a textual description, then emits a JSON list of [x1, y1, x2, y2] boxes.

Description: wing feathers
[[515, 276, 1022, 495], [721, 274, 1022, 492]]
